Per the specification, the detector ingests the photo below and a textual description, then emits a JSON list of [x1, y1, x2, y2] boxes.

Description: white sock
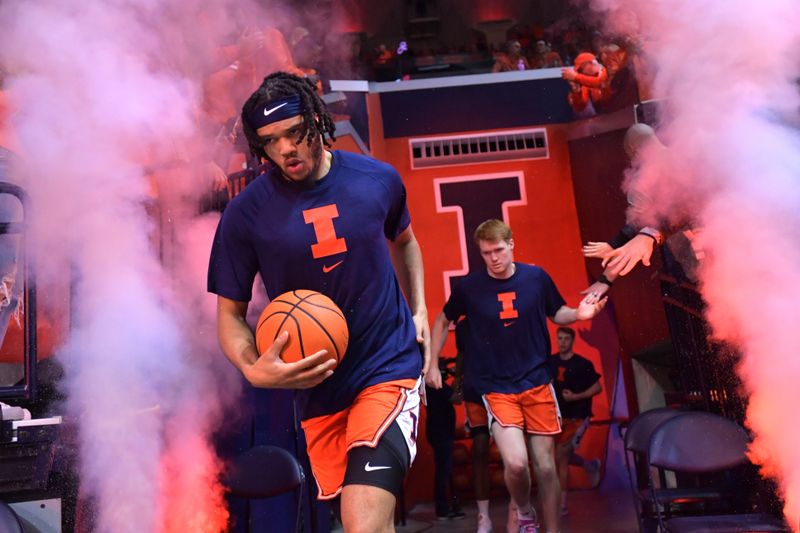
[[477, 499, 489, 516]]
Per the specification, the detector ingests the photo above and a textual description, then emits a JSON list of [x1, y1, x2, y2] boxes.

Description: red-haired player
[[428, 219, 606, 533]]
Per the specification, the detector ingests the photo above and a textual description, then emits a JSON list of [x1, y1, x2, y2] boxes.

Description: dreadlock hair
[[241, 71, 336, 161]]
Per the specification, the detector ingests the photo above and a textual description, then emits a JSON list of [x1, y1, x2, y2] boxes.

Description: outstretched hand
[[580, 281, 610, 304], [576, 293, 608, 320], [603, 234, 655, 277], [582, 241, 614, 260]]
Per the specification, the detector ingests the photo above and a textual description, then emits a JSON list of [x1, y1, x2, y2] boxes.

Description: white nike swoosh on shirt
[[364, 462, 391, 472], [263, 102, 288, 116]]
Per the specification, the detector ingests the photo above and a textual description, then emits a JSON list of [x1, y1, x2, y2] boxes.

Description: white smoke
[[0, 0, 295, 530], [588, 0, 800, 526]]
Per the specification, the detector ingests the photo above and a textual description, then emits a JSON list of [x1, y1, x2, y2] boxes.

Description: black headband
[[247, 95, 305, 130]]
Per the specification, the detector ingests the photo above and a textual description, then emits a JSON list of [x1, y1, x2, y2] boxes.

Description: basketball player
[[208, 72, 430, 532], [428, 219, 606, 533], [549, 326, 602, 516]]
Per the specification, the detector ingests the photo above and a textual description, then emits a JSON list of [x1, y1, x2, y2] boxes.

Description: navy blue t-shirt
[[208, 150, 421, 420], [549, 353, 601, 419], [443, 263, 566, 395]]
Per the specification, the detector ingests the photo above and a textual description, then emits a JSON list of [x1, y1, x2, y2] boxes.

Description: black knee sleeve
[[343, 421, 410, 496]]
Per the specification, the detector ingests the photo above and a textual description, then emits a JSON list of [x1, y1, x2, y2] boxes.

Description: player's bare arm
[[562, 381, 602, 401], [389, 224, 431, 373], [216, 296, 335, 389], [426, 310, 452, 389], [550, 295, 607, 325]]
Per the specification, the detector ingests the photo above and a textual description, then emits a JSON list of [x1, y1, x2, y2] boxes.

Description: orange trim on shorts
[[347, 379, 415, 450], [484, 383, 562, 435], [301, 378, 418, 500]]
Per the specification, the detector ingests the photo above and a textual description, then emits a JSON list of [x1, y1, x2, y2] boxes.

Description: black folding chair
[[225, 445, 305, 533], [624, 408, 689, 531], [647, 412, 787, 532]]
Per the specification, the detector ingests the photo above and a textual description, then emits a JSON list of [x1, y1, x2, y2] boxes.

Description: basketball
[[255, 290, 349, 367]]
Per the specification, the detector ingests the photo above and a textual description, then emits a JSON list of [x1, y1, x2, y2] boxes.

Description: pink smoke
[[588, 0, 800, 527], [0, 0, 314, 530]]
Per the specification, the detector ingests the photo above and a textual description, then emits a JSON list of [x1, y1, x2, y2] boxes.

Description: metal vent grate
[[409, 128, 548, 169]]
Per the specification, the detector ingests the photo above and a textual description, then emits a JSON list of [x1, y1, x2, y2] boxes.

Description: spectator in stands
[[289, 26, 324, 92], [374, 44, 395, 66], [597, 39, 640, 113], [492, 40, 530, 73], [549, 326, 602, 517], [530, 40, 563, 69], [562, 52, 608, 116], [599, 42, 627, 79]]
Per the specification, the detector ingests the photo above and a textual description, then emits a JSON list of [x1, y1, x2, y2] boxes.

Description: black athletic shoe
[[449, 508, 466, 520]]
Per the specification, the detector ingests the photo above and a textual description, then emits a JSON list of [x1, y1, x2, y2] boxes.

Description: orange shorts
[[301, 378, 420, 499], [465, 400, 489, 430], [556, 417, 589, 447], [484, 383, 561, 435]]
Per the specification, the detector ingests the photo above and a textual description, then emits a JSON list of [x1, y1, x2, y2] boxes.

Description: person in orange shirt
[[492, 40, 530, 73], [530, 40, 563, 69], [374, 44, 395, 66], [561, 52, 608, 115]]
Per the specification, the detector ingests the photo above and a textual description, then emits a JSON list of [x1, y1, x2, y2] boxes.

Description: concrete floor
[[335, 422, 640, 532], [397, 485, 637, 533]]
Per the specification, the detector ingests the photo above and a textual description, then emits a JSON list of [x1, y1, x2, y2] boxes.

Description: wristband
[[638, 227, 664, 245], [597, 274, 613, 287], [637, 231, 658, 244]]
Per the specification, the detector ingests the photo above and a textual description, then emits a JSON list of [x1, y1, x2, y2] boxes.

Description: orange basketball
[[255, 290, 348, 367]]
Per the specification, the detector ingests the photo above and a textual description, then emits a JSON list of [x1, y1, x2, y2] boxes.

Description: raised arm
[[551, 294, 607, 325], [602, 230, 660, 277]]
